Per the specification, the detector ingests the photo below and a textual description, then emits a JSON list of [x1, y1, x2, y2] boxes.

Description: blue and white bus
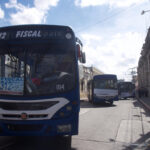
[[87, 74, 118, 105], [0, 25, 85, 147], [118, 82, 135, 99]]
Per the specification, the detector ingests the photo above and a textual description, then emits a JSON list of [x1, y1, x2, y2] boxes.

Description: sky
[[0, 0, 150, 80]]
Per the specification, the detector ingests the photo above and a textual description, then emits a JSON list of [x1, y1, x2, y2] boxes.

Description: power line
[[76, 4, 137, 33]]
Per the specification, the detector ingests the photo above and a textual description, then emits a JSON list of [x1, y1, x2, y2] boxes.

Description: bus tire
[[92, 100, 96, 105], [89, 98, 93, 103], [57, 135, 72, 150]]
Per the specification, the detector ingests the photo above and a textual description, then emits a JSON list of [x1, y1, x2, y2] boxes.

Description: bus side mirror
[[77, 44, 82, 58], [82, 52, 86, 63], [76, 44, 86, 63]]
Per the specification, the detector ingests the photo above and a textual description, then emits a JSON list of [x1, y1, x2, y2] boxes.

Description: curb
[[137, 98, 150, 111]]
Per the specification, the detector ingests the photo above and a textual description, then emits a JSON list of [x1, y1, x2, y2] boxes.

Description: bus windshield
[[94, 79, 117, 89], [119, 83, 133, 92], [0, 47, 76, 96]]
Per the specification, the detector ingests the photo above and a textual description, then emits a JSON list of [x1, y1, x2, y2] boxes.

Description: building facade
[[138, 28, 150, 97], [79, 65, 103, 99]]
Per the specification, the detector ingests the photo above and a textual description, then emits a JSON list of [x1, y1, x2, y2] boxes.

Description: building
[[79, 65, 103, 99], [138, 28, 150, 97]]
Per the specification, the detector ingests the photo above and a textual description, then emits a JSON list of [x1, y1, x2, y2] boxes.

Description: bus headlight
[[57, 124, 71, 133], [59, 106, 72, 117], [66, 106, 72, 111], [52, 105, 73, 119], [59, 112, 65, 117]]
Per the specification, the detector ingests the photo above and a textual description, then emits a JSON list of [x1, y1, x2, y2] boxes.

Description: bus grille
[[0, 101, 59, 111], [2, 114, 48, 119], [5, 124, 43, 131]]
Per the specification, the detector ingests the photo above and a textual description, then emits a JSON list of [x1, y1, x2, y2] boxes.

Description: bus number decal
[[56, 84, 64, 91]]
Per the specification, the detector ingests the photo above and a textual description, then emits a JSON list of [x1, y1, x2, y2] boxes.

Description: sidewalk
[[80, 97, 88, 102], [80, 92, 88, 102], [137, 96, 150, 111]]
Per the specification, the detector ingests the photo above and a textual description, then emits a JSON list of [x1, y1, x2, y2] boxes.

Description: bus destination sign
[[0, 30, 70, 40]]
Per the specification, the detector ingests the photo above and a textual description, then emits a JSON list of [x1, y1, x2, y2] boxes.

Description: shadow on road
[[119, 98, 150, 150], [6, 136, 73, 150], [119, 98, 132, 101], [121, 132, 150, 150], [80, 100, 117, 108], [132, 99, 150, 117], [109, 132, 150, 150]]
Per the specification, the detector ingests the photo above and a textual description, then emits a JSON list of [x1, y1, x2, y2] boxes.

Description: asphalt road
[[0, 98, 150, 150], [72, 99, 150, 150]]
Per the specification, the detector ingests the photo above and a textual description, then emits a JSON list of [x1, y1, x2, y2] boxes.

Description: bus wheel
[[89, 98, 92, 103], [91, 100, 94, 105], [57, 135, 72, 150]]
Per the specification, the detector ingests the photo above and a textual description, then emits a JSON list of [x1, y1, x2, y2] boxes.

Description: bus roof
[[93, 74, 117, 79], [0, 24, 73, 32], [0, 24, 75, 42]]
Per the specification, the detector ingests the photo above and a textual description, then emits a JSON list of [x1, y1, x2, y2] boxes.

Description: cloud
[[75, 0, 148, 8], [5, 0, 59, 24], [80, 31, 143, 80], [0, 6, 4, 19], [78, 2, 147, 80], [34, 0, 59, 10], [116, 58, 136, 68]]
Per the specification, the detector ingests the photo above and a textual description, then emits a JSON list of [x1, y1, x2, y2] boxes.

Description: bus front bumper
[[93, 96, 118, 103], [0, 114, 79, 136]]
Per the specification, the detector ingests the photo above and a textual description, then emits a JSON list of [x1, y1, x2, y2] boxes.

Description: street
[[72, 99, 150, 150], [1, 98, 150, 150]]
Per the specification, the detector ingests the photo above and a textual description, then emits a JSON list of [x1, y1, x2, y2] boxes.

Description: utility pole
[[141, 10, 150, 15], [128, 67, 137, 84]]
